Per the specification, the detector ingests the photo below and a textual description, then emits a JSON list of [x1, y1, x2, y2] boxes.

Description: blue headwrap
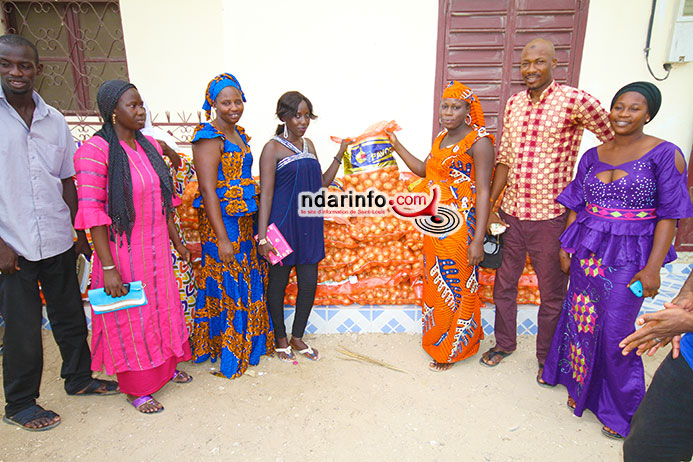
[[202, 73, 246, 120]]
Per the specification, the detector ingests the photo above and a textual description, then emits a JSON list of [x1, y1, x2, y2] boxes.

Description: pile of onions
[[478, 256, 540, 305], [179, 181, 200, 243], [320, 246, 359, 268], [179, 175, 541, 307], [347, 240, 418, 275], [350, 280, 421, 305], [403, 233, 424, 252], [284, 162, 427, 306], [285, 293, 353, 306], [517, 286, 542, 305], [324, 221, 359, 248], [347, 216, 413, 242], [342, 166, 406, 194]]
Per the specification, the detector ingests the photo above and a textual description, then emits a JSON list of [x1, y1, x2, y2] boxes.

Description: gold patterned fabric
[[189, 122, 274, 379]]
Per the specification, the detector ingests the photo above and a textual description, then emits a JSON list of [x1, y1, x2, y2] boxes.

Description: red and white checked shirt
[[497, 81, 614, 220]]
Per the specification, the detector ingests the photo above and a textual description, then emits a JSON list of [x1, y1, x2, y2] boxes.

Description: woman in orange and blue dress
[[191, 73, 274, 378], [387, 81, 495, 371]]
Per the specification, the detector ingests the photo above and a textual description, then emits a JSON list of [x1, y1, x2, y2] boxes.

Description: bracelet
[[258, 238, 268, 246], [102, 265, 116, 271], [333, 155, 342, 163]]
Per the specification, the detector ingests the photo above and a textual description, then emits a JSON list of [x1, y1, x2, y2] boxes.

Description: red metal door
[[433, 0, 590, 140], [675, 145, 693, 251]]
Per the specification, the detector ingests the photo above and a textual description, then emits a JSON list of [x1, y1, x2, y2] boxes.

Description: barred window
[[1, 1, 129, 115]]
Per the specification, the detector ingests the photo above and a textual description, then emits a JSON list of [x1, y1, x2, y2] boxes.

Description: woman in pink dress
[[74, 80, 192, 414]]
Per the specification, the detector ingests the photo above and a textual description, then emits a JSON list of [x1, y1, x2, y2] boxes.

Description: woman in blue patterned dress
[[191, 73, 274, 378], [542, 82, 693, 438], [257, 91, 349, 362]]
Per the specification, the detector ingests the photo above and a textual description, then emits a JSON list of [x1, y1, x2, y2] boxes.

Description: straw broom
[[336, 346, 408, 374]]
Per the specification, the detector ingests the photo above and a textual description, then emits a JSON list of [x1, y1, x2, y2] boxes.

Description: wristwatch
[[258, 238, 268, 245]]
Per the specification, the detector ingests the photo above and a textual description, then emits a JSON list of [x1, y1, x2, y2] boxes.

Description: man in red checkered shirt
[[480, 38, 614, 384]]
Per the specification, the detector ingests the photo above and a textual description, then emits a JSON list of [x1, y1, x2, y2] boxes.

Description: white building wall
[[219, 0, 439, 173], [120, 0, 439, 173], [578, 0, 693, 160], [119, 0, 691, 170], [119, 0, 225, 125]]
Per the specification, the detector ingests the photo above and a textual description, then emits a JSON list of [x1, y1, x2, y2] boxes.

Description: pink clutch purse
[[256, 223, 293, 265]]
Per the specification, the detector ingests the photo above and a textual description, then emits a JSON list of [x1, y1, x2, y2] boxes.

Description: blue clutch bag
[[88, 281, 147, 315]]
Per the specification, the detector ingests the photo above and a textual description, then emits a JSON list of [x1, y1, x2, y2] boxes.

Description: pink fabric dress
[[74, 135, 191, 396]]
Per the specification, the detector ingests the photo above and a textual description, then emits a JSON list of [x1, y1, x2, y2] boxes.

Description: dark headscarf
[[610, 81, 662, 123], [94, 80, 175, 243]]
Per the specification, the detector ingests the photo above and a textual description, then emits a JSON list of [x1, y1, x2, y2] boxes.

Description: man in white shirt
[[0, 34, 117, 432]]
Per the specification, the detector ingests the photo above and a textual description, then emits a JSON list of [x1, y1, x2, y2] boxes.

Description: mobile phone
[[629, 280, 643, 297]]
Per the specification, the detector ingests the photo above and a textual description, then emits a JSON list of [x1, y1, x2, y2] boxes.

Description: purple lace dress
[[542, 141, 693, 437]]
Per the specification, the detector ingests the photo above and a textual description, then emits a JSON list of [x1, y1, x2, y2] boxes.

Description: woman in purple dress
[[542, 82, 693, 439], [257, 91, 349, 362]]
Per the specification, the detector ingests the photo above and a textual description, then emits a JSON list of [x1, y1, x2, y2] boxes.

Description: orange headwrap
[[441, 81, 493, 142]]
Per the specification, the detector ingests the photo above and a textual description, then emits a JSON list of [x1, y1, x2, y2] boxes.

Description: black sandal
[[601, 426, 623, 440], [68, 378, 119, 396], [567, 396, 577, 411], [479, 347, 512, 367], [3, 405, 61, 431], [536, 366, 554, 388]]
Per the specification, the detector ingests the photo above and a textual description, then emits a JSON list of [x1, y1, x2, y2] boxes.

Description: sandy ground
[[0, 330, 663, 462]]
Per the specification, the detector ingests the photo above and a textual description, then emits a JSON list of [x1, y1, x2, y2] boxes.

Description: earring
[[465, 113, 472, 125], [283, 124, 289, 138], [112, 113, 117, 125]]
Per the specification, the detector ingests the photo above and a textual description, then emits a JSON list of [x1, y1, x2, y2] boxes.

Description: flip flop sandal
[[128, 395, 164, 414], [295, 345, 320, 361], [68, 378, 120, 396], [567, 397, 577, 412], [479, 348, 512, 367], [3, 405, 61, 431], [171, 370, 193, 384], [536, 367, 554, 388], [275, 346, 296, 363], [601, 426, 623, 440]]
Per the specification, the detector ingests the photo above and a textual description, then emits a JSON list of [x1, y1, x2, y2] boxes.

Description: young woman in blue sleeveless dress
[[257, 92, 349, 362]]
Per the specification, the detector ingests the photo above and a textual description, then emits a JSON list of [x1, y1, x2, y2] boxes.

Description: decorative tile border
[[479, 262, 693, 336], [640, 263, 692, 314], [9, 262, 692, 335]]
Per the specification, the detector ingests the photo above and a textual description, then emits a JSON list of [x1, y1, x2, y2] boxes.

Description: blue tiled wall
[[6, 262, 691, 335]]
